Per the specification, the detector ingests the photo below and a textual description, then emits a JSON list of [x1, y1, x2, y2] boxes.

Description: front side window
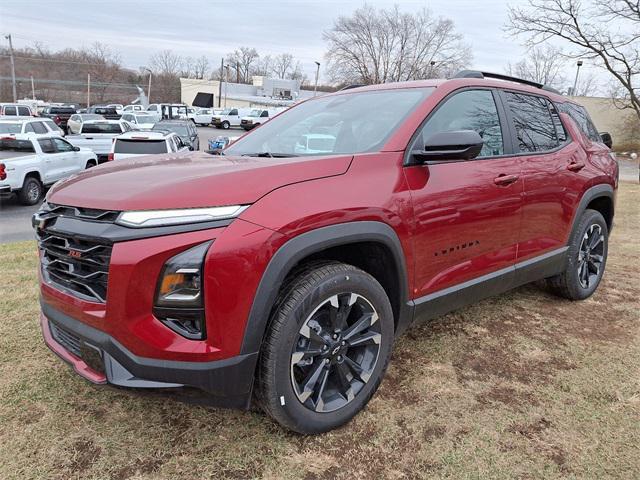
[[414, 89, 504, 157], [32, 122, 48, 134], [229, 109, 238, 116], [18, 106, 31, 116], [505, 92, 558, 152], [226, 88, 433, 157], [52, 138, 74, 152]]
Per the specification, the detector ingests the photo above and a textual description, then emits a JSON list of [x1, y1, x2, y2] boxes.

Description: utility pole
[[218, 58, 224, 108], [30, 75, 35, 100], [224, 65, 230, 108], [87, 73, 91, 108], [143, 67, 152, 103], [313, 61, 320, 97], [5, 34, 17, 102]]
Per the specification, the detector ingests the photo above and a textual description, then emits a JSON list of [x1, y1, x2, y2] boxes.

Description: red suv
[[34, 71, 618, 433]]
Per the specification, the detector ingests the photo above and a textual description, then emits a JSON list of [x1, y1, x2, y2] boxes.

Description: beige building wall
[[180, 78, 221, 108], [569, 96, 640, 150]]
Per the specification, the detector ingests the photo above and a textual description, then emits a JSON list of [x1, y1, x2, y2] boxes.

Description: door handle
[[567, 161, 585, 172], [493, 174, 519, 186]]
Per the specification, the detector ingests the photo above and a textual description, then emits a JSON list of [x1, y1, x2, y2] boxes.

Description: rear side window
[[557, 103, 600, 142], [82, 123, 123, 134], [504, 92, 558, 152], [415, 89, 504, 157], [31, 122, 48, 134], [4, 106, 17, 116], [38, 139, 55, 153], [114, 139, 168, 154]]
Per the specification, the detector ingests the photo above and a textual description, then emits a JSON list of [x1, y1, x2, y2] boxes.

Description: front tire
[[221, 121, 230, 130], [18, 176, 43, 206], [256, 262, 394, 434], [546, 209, 608, 300]]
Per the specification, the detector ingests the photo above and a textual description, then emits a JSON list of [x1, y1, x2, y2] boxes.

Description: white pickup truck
[[66, 120, 132, 163], [0, 135, 97, 205], [240, 107, 285, 131]]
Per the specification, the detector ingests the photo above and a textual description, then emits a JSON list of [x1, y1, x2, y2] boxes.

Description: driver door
[[404, 88, 523, 299], [51, 137, 83, 177]]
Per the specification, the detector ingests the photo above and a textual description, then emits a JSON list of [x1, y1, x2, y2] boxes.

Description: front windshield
[[225, 88, 433, 157], [153, 123, 188, 136], [0, 123, 22, 134]]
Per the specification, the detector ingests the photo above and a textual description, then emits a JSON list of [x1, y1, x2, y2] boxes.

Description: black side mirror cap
[[411, 130, 484, 163], [600, 132, 613, 149], [73, 146, 80, 151]]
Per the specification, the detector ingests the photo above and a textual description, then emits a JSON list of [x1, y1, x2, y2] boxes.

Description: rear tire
[[546, 209, 608, 300], [18, 176, 43, 206], [256, 262, 394, 434], [85, 159, 97, 169]]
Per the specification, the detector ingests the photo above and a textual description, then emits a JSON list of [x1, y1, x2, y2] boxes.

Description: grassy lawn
[[0, 183, 638, 480]]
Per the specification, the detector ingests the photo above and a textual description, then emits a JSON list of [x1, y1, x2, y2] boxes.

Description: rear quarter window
[[0, 138, 35, 152], [557, 103, 600, 142]]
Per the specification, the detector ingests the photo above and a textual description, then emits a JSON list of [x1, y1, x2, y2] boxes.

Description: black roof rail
[[453, 70, 562, 95]]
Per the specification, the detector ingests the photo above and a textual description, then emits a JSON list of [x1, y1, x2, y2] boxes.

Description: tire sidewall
[[19, 177, 42, 205], [222, 121, 230, 129], [267, 268, 394, 434], [565, 209, 608, 299]]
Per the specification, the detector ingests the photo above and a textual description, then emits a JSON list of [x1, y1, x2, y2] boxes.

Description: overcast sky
[[1, 0, 597, 85]]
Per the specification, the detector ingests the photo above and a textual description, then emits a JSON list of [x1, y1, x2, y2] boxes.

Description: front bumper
[[41, 301, 258, 409]]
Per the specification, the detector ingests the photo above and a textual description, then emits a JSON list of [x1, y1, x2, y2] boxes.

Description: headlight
[[153, 241, 212, 340], [116, 205, 248, 228]]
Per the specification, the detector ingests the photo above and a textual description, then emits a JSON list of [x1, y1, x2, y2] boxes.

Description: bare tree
[[271, 53, 294, 79], [193, 55, 209, 79], [323, 5, 471, 84], [252, 55, 273, 77], [508, 0, 640, 119], [149, 49, 182, 76], [148, 50, 183, 102], [226, 47, 259, 83], [506, 45, 566, 88]]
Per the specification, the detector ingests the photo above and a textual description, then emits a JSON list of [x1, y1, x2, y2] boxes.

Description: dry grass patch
[[1, 183, 638, 479]]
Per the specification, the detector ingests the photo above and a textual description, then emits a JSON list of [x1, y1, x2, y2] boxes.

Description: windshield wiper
[[241, 152, 296, 158]]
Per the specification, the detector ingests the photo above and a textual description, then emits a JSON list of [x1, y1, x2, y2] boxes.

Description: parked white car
[[0, 103, 35, 119], [294, 134, 337, 155], [240, 108, 285, 131], [121, 112, 156, 130], [109, 131, 189, 161], [67, 114, 105, 134], [66, 120, 132, 163], [0, 135, 97, 205], [123, 104, 145, 113], [146, 103, 188, 123], [212, 108, 252, 129], [0, 118, 64, 137]]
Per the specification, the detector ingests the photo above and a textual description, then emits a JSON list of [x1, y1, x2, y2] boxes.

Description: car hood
[[47, 151, 353, 211]]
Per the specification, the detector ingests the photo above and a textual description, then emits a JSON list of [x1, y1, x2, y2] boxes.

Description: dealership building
[[180, 76, 318, 109]]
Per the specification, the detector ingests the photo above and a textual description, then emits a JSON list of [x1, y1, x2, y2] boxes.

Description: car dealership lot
[[0, 181, 637, 479]]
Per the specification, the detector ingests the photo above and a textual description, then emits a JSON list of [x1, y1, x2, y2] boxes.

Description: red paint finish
[[40, 77, 617, 372]]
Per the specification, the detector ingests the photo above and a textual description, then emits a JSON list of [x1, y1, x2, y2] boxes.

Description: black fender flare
[[240, 221, 411, 355], [568, 183, 615, 241]]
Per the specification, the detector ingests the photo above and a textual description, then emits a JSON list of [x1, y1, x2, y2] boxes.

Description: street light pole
[[572, 60, 583, 96], [313, 61, 320, 97], [5, 34, 17, 102]]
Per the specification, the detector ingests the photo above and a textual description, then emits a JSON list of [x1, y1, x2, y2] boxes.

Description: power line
[[0, 76, 140, 90], [0, 54, 126, 67]]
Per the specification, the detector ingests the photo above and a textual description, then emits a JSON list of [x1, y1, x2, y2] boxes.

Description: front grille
[[38, 231, 112, 303], [47, 203, 120, 223], [50, 321, 82, 357]]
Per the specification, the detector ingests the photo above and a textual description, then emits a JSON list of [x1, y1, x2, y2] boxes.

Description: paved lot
[[0, 136, 637, 244]]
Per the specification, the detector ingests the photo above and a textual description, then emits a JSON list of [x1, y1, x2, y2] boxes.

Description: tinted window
[[226, 88, 433, 157], [32, 122, 48, 134], [229, 109, 238, 116], [38, 139, 55, 153], [261, 110, 269, 118], [148, 105, 157, 111], [114, 139, 168, 154], [505, 92, 558, 152], [42, 120, 58, 131], [52, 138, 74, 152], [0, 138, 35, 152], [82, 123, 123, 134], [0, 122, 23, 134], [557, 103, 600, 142], [18, 106, 31, 116], [50, 107, 76, 114], [4, 106, 17, 115], [415, 89, 504, 157]]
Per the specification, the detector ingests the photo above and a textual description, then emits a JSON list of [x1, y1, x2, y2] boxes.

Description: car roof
[[117, 131, 172, 140], [83, 119, 122, 124], [331, 77, 567, 103]]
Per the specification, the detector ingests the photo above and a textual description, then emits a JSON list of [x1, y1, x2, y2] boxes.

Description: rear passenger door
[[501, 91, 579, 263], [405, 88, 523, 297]]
